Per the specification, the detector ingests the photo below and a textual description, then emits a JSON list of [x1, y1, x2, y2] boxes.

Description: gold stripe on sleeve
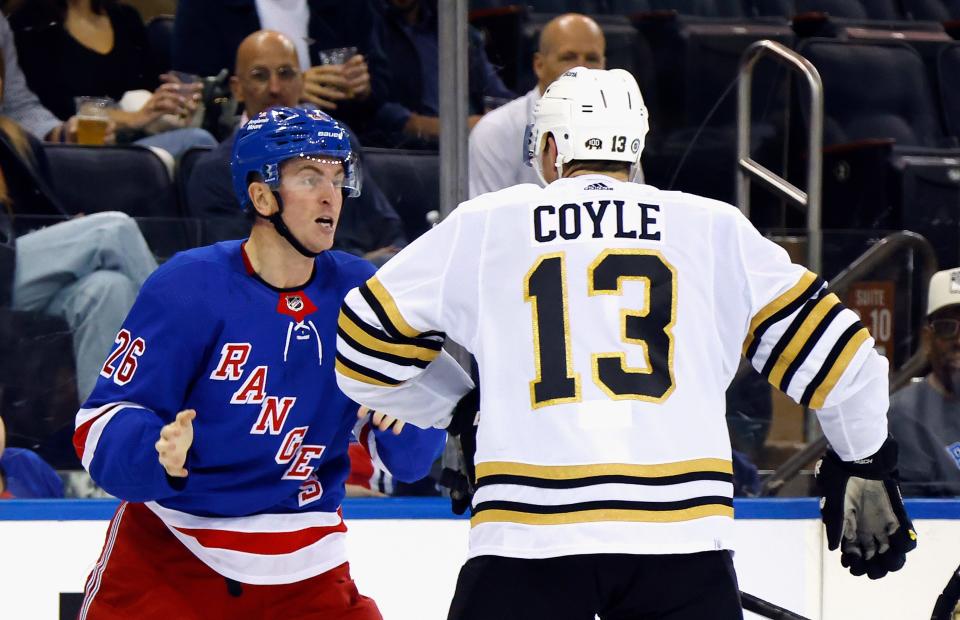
[[807, 327, 871, 409]]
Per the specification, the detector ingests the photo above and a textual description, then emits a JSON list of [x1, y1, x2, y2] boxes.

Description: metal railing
[[759, 231, 938, 496], [737, 40, 824, 273]]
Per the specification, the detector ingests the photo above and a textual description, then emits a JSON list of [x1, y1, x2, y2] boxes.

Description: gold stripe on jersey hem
[[807, 327, 871, 409], [366, 276, 422, 339], [476, 459, 733, 480], [469, 504, 734, 527], [766, 293, 841, 388], [335, 358, 399, 387], [338, 311, 440, 363], [743, 271, 818, 355]]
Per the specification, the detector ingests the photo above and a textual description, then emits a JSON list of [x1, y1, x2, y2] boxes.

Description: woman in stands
[[7, 0, 215, 156], [0, 46, 158, 406]]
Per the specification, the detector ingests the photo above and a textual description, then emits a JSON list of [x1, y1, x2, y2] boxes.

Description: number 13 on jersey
[[524, 249, 677, 408]]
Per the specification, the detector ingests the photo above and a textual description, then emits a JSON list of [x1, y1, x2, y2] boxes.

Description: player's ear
[[248, 182, 277, 217]]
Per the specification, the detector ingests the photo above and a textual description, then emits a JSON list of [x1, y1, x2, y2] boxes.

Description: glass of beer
[[318, 47, 358, 97], [74, 96, 112, 146]]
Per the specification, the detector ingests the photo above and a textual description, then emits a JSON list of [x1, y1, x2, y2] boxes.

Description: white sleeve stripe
[[81, 408, 123, 471], [75, 401, 148, 428]]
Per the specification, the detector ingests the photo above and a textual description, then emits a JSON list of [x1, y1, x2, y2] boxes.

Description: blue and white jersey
[[74, 240, 444, 584]]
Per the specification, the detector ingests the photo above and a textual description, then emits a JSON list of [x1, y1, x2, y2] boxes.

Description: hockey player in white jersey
[[335, 68, 917, 619]]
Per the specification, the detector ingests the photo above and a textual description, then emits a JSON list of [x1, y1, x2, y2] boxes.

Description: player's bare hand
[[155, 409, 196, 477], [357, 405, 405, 435]]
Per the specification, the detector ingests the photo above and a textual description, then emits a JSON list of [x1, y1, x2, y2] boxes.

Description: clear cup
[[318, 46, 358, 67], [318, 46, 358, 98], [74, 96, 113, 146], [168, 71, 204, 127]]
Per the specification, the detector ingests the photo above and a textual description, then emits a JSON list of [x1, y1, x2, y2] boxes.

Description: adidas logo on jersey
[[584, 182, 612, 191]]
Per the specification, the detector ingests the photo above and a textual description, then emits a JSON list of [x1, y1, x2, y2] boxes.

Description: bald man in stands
[[186, 30, 405, 261], [468, 13, 605, 197]]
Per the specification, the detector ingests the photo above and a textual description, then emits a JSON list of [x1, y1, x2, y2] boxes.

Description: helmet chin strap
[[258, 191, 322, 259]]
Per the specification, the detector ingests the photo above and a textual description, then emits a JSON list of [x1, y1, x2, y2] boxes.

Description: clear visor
[[278, 152, 362, 198]]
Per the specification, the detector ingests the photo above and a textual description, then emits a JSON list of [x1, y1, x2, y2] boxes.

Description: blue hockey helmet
[[231, 106, 362, 209]]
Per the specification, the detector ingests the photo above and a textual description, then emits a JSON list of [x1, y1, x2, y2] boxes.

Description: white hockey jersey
[[335, 174, 890, 559]]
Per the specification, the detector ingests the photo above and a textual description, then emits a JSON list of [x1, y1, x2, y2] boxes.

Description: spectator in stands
[[0, 12, 85, 143], [889, 267, 960, 497], [0, 415, 63, 498], [9, 0, 216, 157], [372, 0, 514, 148], [469, 13, 605, 198], [172, 0, 388, 140], [0, 49, 158, 401], [187, 30, 405, 262]]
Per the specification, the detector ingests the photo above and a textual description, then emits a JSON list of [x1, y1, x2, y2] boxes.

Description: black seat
[[798, 39, 944, 147], [0, 212, 79, 470], [606, 0, 650, 14], [795, 0, 902, 19], [745, 0, 795, 18], [792, 39, 960, 263], [937, 42, 960, 140], [146, 15, 175, 75], [647, 0, 745, 17], [176, 145, 214, 215], [902, 0, 960, 20], [361, 148, 439, 241], [634, 13, 793, 204], [44, 144, 189, 259]]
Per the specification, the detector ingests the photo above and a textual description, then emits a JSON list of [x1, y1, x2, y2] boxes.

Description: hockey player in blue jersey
[[72, 106, 446, 619]]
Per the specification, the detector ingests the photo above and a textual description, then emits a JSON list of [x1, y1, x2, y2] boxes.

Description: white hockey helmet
[[524, 67, 649, 185]]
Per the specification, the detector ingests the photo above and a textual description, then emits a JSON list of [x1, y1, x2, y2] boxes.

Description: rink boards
[[0, 498, 958, 619]]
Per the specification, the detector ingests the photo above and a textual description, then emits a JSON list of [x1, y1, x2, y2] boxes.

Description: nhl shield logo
[[286, 295, 304, 312], [585, 137, 602, 150]]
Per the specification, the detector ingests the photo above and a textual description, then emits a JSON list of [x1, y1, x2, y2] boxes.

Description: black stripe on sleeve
[[341, 303, 443, 351], [335, 352, 404, 386], [759, 289, 828, 379], [799, 320, 865, 407], [745, 276, 825, 362], [358, 284, 445, 341], [778, 302, 845, 394], [337, 324, 432, 369]]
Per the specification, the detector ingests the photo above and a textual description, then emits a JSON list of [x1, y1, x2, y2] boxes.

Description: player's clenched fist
[[156, 409, 196, 477]]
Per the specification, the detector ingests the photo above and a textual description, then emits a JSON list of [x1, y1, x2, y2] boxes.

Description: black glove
[[439, 388, 480, 515], [815, 436, 917, 579]]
